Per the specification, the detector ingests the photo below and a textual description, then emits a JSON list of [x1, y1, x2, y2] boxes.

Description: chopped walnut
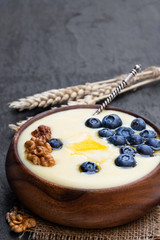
[[24, 125, 55, 167], [6, 206, 36, 233], [31, 125, 51, 142]]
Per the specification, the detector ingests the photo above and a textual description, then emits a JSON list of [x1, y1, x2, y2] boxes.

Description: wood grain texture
[[6, 105, 160, 228]]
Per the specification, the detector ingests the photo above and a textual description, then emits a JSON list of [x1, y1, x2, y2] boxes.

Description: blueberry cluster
[[82, 114, 159, 172]]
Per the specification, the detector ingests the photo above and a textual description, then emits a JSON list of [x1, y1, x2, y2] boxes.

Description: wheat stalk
[[9, 66, 160, 131], [9, 66, 160, 111]]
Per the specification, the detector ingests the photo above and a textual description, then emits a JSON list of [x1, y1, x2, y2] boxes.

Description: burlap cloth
[[24, 205, 160, 240]]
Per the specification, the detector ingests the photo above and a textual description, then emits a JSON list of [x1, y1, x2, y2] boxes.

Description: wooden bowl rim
[[12, 104, 160, 192]]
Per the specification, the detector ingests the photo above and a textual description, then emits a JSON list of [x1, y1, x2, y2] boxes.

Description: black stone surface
[[0, 0, 160, 239]]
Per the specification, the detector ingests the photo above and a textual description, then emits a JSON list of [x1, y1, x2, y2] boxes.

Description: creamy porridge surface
[[17, 109, 160, 189]]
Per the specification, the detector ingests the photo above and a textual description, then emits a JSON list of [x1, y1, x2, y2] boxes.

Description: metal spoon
[[93, 64, 141, 116]]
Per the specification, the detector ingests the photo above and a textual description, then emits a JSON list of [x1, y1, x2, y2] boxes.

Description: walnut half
[[6, 207, 36, 233], [31, 125, 51, 142]]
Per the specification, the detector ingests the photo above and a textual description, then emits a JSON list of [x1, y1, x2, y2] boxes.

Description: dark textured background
[[0, 0, 160, 239]]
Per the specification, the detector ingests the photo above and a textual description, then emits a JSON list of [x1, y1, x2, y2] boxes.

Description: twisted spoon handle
[[93, 64, 141, 115]]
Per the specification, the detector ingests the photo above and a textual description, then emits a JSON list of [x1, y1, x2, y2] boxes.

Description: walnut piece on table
[[6, 206, 36, 233], [24, 125, 55, 167]]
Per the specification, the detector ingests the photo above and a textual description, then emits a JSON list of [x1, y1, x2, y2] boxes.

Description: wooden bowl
[[6, 105, 160, 228]]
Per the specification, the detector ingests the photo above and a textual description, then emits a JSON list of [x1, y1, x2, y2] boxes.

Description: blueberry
[[85, 118, 102, 128], [80, 161, 99, 174], [48, 138, 63, 150], [102, 114, 122, 129], [140, 130, 156, 139], [98, 128, 114, 138], [127, 134, 144, 146], [120, 146, 135, 156], [145, 138, 160, 150], [116, 127, 134, 138], [115, 154, 136, 167], [137, 144, 153, 156], [131, 118, 146, 131], [108, 135, 126, 146]]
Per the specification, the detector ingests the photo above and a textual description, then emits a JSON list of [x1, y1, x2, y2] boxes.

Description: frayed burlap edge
[[24, 205, 160, 240]]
